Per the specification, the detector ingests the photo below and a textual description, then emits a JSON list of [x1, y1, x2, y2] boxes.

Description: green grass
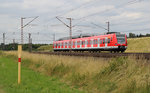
[[37, 45, 53, 52], [0, 56, 83, 93]]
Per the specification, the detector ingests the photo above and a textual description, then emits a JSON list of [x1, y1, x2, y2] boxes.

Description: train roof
[[57, 32, 122, 41], [54, 33, 116, 43]]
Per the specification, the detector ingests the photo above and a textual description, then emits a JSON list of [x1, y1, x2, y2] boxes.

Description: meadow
[[3, 51, 150, 93]]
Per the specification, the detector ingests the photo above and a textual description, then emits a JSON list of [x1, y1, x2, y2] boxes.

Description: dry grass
[[6, 51, 108, 75], [126, 37, 150, 53], [4, 51, 150, 93]]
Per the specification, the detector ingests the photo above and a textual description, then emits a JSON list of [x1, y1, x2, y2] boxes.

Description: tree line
[[0, 43, 48, 51], [129, 33, 150, 38]]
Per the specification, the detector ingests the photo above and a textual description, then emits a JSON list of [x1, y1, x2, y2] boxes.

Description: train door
[[63, 42, 65, 49], [75, 41, 77, 48], [98, 38, 100, 48], [82, 40, 85, 48], [61, 42, 63, 48], [105, 37, 108, 48], [91, 39, 93, 48]]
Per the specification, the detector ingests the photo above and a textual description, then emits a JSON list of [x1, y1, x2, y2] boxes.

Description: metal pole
[[13, 39, 15, 50], [21, 18, 23, 44], [67, 18, 72, 52], [106, 22, 110, 33], [28, 33, 32, 52], [3, 33, 5, 50]]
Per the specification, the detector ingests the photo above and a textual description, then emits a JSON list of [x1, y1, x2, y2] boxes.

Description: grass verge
[[0, 55, 83, 93]]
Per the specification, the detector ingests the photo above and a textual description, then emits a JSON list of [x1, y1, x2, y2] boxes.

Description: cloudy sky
[[0, 0, 150, 44]]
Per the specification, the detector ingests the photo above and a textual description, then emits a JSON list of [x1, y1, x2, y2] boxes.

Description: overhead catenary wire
[[76, 0, 144, 20]]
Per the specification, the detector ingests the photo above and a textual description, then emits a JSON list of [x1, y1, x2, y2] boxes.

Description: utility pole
[[28, 33, 32, 52], [106, 22, 110, 33], [20, 16, 38, 44], [21, 18, 24, 44], [3, 33, 5, 50], [13, 39, 15, 50], [56, 17, 72, 52], [67, 18, 72, 52]]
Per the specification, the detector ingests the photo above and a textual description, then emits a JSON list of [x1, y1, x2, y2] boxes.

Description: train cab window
[[108, 39, 110, 43], [103, 39, 105, 44]]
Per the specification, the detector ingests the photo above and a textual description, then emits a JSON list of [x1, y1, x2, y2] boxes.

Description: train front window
[[116, 34, 125, 44]]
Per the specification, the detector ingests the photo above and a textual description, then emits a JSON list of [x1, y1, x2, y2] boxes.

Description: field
[[1, 51, 149, 93]]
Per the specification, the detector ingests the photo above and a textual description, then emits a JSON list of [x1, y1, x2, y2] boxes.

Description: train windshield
[[116, 34, 126, 44]]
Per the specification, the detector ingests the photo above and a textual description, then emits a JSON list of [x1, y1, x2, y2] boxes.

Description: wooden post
[[18, 45, 22, 84]]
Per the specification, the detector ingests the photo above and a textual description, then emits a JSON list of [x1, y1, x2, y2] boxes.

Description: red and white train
[[53, 32, 127, 53]]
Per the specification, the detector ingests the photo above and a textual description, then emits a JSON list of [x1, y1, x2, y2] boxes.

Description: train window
[[111, 37, 112, 41], [100, 39, 102, 44], [96, 40, 98, 44], [108, 39, 110, 43], [77, 41, 80, 45], [103, 39, 105, 44], [64, 43, 65, 46], [83, 41, 85, 45], [87, 40, 90, 45], [94, 40, 96, 44]]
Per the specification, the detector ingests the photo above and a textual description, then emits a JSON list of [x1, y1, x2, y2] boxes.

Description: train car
[[53, 33, 127, 53]]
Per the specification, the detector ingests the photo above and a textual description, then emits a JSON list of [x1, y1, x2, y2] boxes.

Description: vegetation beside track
[[0, 52, 83, 93], [4, 51, 150, 93], [126, 37, 150, 53], [37, 44, 53, 52]]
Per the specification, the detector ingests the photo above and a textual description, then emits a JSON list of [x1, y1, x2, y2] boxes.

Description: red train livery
[[53, 33, 127, 53]]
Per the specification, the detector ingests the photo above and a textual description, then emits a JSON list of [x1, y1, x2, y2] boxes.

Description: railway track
[[33, 52, 150, 60]]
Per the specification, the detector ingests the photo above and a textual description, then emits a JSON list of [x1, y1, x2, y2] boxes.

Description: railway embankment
[[3, 51, 150, 93]]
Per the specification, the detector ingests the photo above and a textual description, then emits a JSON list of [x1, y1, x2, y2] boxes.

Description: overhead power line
[[58, 0, 102, 17], [76, 0, 144, 20]]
